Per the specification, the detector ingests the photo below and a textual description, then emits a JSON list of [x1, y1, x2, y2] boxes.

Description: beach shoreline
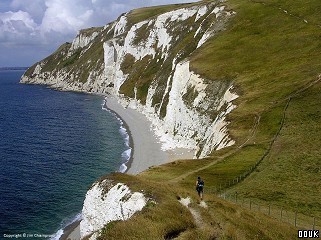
[[102, 98, 134, 173], [59, 220, 80, 240], [59, 95, 194, 240]]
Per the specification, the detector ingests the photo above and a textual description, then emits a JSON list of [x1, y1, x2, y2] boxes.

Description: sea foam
[[102, 98, 132, 173], [50, 213, 82, 240]]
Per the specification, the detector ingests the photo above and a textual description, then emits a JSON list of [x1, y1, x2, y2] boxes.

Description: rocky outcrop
[[80, 180, 147, 239], [69, 28, 100, 54], [21, 0, 237, 158]]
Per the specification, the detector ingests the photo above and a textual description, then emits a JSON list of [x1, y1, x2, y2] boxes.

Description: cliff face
[[80, 179, 147, 239], [21, 0, 237, 157]]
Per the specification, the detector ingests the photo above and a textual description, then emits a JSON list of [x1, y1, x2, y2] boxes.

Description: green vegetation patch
[[178, 144, 267, 191], [229, 82, 321, 218], [26, 52, 69, 77], [132, 22, 153, 46], [140, 158, 214, 182], [24, 64, 37, 77], [79, 27, 103, 37], [182, 85, 198, 109], [127, 2, 201, 25], [39, 42, 71, 73], [120, 53, 135, 75], [119, 55, 158, 102], [58, 30, 105, 83], [61, 49, 81, 68]]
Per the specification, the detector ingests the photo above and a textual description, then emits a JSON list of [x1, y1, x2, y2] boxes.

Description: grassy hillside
[[97, 173, 297, 239], [227, 81, 321, 217], [98, 0, 321, 238], [188, 0, 321, 218]]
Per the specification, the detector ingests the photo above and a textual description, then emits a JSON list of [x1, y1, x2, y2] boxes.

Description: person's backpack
[[198, 180, 204, 188]]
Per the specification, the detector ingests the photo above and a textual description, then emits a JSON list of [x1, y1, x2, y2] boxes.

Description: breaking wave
[[102, 98, 132, 173], [50, 213, 82, 240]]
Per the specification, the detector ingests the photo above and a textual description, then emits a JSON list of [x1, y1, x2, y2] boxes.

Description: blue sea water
[[0, 70, 128, 238]]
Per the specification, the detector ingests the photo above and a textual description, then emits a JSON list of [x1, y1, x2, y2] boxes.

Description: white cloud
[[10, 0, 45, 23], [0, 10, 39, 45], [41, 0, 93, 34], [1, 10, 37, 31]]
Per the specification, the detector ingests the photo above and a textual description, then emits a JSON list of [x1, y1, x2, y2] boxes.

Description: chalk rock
[[80, 180, 147, 239]]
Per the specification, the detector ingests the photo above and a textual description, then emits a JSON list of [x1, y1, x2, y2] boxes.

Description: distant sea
[[0, 70, 129, 238]]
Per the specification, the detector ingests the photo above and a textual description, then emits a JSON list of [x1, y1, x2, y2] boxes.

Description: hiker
[[195, 176, 204, 200]]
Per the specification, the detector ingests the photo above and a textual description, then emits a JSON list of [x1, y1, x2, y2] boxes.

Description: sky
[[0, 0, 198, 67]]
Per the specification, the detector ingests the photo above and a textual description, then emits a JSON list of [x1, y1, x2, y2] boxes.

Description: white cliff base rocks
[[80, 180, 147, 240]]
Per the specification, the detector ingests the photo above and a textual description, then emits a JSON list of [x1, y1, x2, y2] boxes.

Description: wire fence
[[207, 190, 320, 230]]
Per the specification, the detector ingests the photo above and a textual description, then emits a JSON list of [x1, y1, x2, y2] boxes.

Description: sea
[[0, 70, 131, 239]]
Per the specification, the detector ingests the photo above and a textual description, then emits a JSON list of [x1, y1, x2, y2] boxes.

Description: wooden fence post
[[250, 200, 252, 210], [313, 217, 316, 230]]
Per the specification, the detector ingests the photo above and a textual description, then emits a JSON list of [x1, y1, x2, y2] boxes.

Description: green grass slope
[[188, 0, 321, 218], [97, 173, 297, 239], [227, 81, 321, 217]]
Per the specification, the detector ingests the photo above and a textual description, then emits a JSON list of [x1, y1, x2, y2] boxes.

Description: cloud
[[10, 0, 46, 23], [41, 0, 93, 34], [0, 10, 39, 45]]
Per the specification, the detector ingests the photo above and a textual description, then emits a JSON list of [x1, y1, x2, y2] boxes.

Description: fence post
[[235, 192, 238, 203], [313, 217, 316, 230], [250, 200, 252, 210], [268, 204, 271, 215], [281, 207, 283, 219]]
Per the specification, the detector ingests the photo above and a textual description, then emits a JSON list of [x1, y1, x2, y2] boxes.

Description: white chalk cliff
[[80, 179, 147, 239], [21, 1, 237, 158]]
